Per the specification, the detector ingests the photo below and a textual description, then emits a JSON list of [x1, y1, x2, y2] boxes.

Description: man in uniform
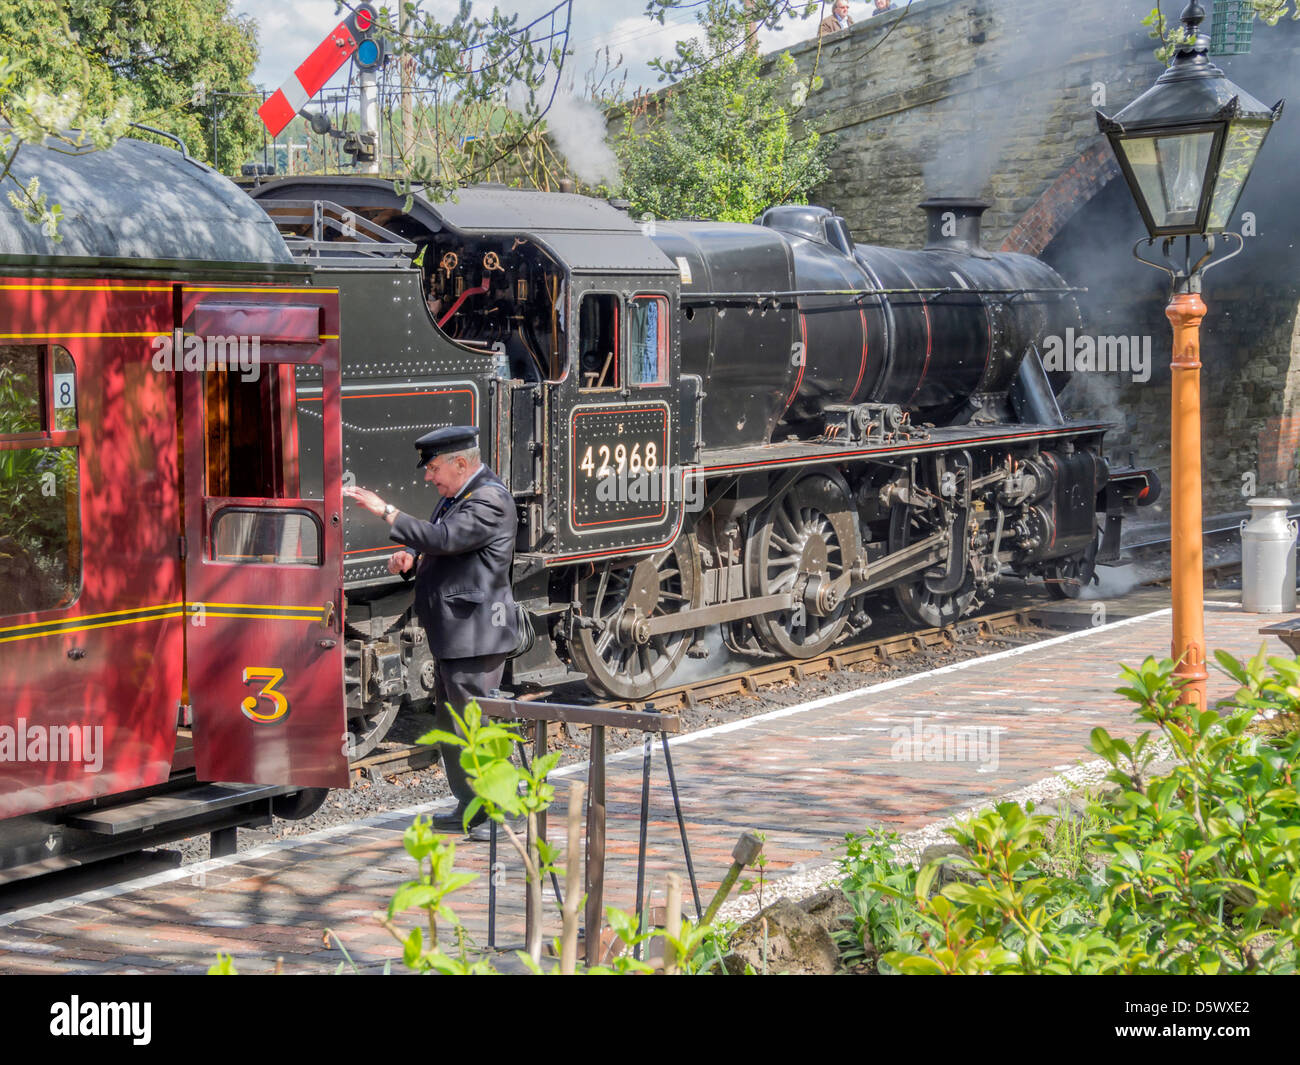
[[343, 426, 519, 833]]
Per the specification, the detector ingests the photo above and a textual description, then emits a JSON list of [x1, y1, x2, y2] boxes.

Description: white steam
[[510, 81, 620, 187]]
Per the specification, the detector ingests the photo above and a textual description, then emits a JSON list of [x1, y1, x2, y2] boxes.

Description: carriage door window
[[579, 293, 619, 390], [0, 344, 81, 615], [205, 365, 322, 566], [628, 295, 669, 387]]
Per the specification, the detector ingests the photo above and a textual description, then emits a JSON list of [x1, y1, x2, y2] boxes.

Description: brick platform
[[0, 602, 1289, 973]]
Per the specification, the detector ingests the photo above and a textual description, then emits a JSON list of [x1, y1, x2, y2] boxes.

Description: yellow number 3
[[241, 667, 290, 723]]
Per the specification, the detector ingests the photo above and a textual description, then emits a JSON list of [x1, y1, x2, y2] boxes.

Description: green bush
[[838, 649, 1300, 974]]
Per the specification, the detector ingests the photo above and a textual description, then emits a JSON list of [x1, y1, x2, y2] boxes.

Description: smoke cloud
[[510, 78, 620, 187], [922, 3, 1095, 197], [541, 91, 622, 187]]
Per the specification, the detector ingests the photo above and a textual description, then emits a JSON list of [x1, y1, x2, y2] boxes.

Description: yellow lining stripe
[[0, 602, 184, 634], [0, 610, 187, 644], [0, 332, 164, 340], [0, 283, 173, 292], [195, 613, 326, 622], [187, 287, 339, 295], [198, 601, 325, 612], [1, 601, 326, 643]]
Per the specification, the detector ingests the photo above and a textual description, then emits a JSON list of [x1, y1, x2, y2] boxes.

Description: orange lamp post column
[[1098, 2, 1282, 707], [1166, 291, 1208, 708]]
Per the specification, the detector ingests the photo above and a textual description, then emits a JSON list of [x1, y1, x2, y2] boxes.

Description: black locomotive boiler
[[247, 180, 1157, 745]]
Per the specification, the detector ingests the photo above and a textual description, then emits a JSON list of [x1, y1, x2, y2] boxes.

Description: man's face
[[424, 454, 469, 498], [873, 0, 887, 10], [835, 1, 850, 17]]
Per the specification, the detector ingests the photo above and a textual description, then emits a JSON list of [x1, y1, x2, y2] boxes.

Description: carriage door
[[180, 291, 348, 788], [558, 282, 681, 555]]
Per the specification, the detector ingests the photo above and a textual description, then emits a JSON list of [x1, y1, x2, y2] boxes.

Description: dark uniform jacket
[[389, 466, 520, 660]]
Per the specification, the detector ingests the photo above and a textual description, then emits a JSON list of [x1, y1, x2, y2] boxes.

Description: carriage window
[[628, 295, 668, 387], [0, 344, 81, 617], [205, 365, 305, 499], [579, 293, 619, 390], [212, 507, 322, 566], [0, 345, 42, 434]]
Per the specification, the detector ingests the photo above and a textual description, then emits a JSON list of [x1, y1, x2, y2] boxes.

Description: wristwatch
[[383, 503, 397, 519]]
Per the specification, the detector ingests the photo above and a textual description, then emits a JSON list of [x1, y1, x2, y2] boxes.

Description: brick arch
[[999, 143, 1121, 256]]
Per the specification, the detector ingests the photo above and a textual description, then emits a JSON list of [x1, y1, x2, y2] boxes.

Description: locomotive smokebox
[[919, 198, 991, 258]]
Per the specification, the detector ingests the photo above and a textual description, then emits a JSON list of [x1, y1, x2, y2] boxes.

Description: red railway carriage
[[0, 138, 348, 879]]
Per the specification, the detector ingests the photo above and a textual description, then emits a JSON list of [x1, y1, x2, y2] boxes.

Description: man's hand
[[388, 550, 415, 575], [343, 485, 386, 517]]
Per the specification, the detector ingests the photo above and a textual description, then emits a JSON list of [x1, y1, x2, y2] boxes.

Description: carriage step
[[64, 784, 288, 836]]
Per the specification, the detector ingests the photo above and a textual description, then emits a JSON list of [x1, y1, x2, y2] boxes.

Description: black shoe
[[431, 806, 486, 834]]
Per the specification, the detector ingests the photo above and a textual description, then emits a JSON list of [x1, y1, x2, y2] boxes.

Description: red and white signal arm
[[257, 3, 379, 137]]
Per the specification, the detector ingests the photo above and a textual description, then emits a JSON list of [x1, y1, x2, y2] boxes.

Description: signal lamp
[[348, 3, 386, 71]]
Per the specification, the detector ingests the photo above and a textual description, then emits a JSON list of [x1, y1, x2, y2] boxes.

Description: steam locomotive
[[0, 133, 1156, 879], [247, 176, 1158, 742]]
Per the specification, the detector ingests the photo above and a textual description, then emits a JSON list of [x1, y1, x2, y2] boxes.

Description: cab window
[[578, 293, 619, 390], [628, 295, 669, 387]]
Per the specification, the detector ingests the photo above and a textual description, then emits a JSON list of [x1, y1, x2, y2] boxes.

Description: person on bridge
[[872, 0, 898, 15], [343, 426, 520, 835], [819, 0, 854, 34]]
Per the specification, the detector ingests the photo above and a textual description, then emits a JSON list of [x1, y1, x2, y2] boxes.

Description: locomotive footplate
[[695, 421, 1115, 478]]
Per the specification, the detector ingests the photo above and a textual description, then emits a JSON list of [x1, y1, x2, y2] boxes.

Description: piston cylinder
[[1240, 498, 1298, 613]]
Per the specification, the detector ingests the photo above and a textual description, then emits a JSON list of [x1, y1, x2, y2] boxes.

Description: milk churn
[[1241, 498, 1298, 613]]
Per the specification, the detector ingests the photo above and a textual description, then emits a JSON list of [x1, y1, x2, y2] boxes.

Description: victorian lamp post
[[1096, 1, 1282, 707]]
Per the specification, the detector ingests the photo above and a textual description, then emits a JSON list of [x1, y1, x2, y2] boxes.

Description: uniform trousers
[[433, 652, 510, 808]]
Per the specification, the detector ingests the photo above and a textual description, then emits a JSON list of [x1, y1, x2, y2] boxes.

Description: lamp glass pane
[[1121, 130, 1214, 230], [1206, 122, 1267, 231]]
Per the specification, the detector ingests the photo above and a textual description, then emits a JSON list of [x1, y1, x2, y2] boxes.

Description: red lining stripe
[[781, 313, 808, 415], [848, 306, 869, 403], [906, 300, 934, 407]]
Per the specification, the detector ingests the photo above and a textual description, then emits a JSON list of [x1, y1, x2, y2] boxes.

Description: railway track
[[349, 603, 1057, 780]]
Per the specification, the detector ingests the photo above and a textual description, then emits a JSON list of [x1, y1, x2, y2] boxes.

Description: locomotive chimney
[[918, 198, 992, 258]]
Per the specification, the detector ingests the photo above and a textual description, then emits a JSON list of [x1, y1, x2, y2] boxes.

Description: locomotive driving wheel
[[889, 503, 977, 628], [747, 475, 859, 658], [568, 535, 701, 700]]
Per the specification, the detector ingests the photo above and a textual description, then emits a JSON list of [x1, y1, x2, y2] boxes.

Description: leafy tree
[[389, 0, 582, 202], [0, 0, 260, 172], [615, 3, 832, 223], [0, 51, 131, 240]]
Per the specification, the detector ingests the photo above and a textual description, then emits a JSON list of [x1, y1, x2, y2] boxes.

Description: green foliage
[[390, 1, 583, 202], [843, 650, 1300, 974], [0, 1, 259, 173], [383, 815, 494, 974], [643, 1, 819, 80], [616, 3, 831, 223], [1252, 1, 1300, 25], [0, 51, 131, 239], [206, 952, 238, 975], [1142, 5, 1199, 63], [1143, 2, 1299, 63]]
